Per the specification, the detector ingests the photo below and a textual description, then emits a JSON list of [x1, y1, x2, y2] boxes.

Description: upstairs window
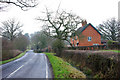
[[88, 37, 91, 41]]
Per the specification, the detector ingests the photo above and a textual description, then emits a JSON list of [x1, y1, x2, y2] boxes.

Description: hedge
[[60, 50, 120, 78]]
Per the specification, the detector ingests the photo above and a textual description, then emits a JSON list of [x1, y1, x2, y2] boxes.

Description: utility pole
[[118, 1, 120, 42], [118, 1, 120, 21]]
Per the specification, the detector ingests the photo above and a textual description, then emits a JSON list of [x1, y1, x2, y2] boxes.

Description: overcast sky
[[0, 0, 119, 34]]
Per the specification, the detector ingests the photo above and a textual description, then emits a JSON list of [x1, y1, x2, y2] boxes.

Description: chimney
[[82, 20, 87, 27]]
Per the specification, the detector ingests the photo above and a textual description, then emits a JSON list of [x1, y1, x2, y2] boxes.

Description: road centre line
[[7, 55, 35, 78], [7, 65, 24, 78]]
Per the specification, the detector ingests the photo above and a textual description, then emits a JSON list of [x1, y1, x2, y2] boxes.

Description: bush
[[83, 67, 92, 76], [60, 50, 120, 78], [1, 37, 25, 61], [34, 49, 43, 53], [107, 40, 120, 50], [2, 50, 22, 61], [52, 39, 65, 56]]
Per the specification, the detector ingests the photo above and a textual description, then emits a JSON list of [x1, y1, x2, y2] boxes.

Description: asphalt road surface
[[0, 50, 53, 79]]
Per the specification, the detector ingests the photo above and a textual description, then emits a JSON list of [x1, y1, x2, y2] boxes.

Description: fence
[[66, 44, 120, 50], [66, 45, 107, 50]]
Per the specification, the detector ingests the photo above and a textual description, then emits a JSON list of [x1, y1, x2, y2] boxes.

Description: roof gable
[[77, 23, 102, 35]]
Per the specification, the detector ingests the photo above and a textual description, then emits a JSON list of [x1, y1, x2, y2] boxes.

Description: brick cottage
[[71, 20, 102, 47]]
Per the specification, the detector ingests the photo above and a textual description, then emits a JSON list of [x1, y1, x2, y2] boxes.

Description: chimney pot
[[82, 20, 87, 27]]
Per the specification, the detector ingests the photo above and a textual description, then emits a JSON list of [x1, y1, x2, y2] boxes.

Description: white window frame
[[88, 37, 91, 41]]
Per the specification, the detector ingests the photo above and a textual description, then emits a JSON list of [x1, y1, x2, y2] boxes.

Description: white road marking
[[7, 65, 24, 78], [1, 52, 29, 69], [45, 55, 48, 78], [6, 53, 48, 78], [7, 55, 34, 78]]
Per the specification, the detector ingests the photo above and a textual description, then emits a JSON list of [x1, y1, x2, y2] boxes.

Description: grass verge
[[0, 50, 28, 65], [102, 50, 120, 53], [44, 52, 86, 78]]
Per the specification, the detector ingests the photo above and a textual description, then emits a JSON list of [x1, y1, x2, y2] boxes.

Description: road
[[0, 50, 53, 79]]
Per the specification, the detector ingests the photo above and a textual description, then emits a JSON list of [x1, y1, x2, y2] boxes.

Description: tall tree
[[31, 31, 53, 50], [37, 9, 82, 47], [24, 33, 30, 40], [1, 18, 23, 41], [0, 0, 38, 11], [97, 18, 119, 41]]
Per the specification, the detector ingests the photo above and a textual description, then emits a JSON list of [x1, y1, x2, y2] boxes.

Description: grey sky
[[0, 0, 119, 34]]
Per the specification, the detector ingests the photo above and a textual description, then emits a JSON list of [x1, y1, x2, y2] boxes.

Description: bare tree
[[0, 0, 38, 11], [37, 9, 82, 47], [97, 18, 119, 41], [1, 18, 23, 41]]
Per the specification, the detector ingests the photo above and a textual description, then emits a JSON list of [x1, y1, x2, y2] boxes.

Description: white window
[[93, 44, 99, 45], [88, 37, 91, 41]]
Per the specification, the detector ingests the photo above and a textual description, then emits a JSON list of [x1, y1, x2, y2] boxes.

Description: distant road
[[0, 50, 53, 79]]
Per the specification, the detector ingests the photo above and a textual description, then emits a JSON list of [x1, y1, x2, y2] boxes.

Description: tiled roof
[[76, 23, 102, 35]]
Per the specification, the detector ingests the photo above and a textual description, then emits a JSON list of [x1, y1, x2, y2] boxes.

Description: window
[[88, 37, 91, 41], [77, 41, 79, 46], [93, 44, 99, 45]]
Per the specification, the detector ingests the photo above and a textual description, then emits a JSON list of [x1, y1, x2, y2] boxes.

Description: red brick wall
[[71, 25, 101, 46]]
